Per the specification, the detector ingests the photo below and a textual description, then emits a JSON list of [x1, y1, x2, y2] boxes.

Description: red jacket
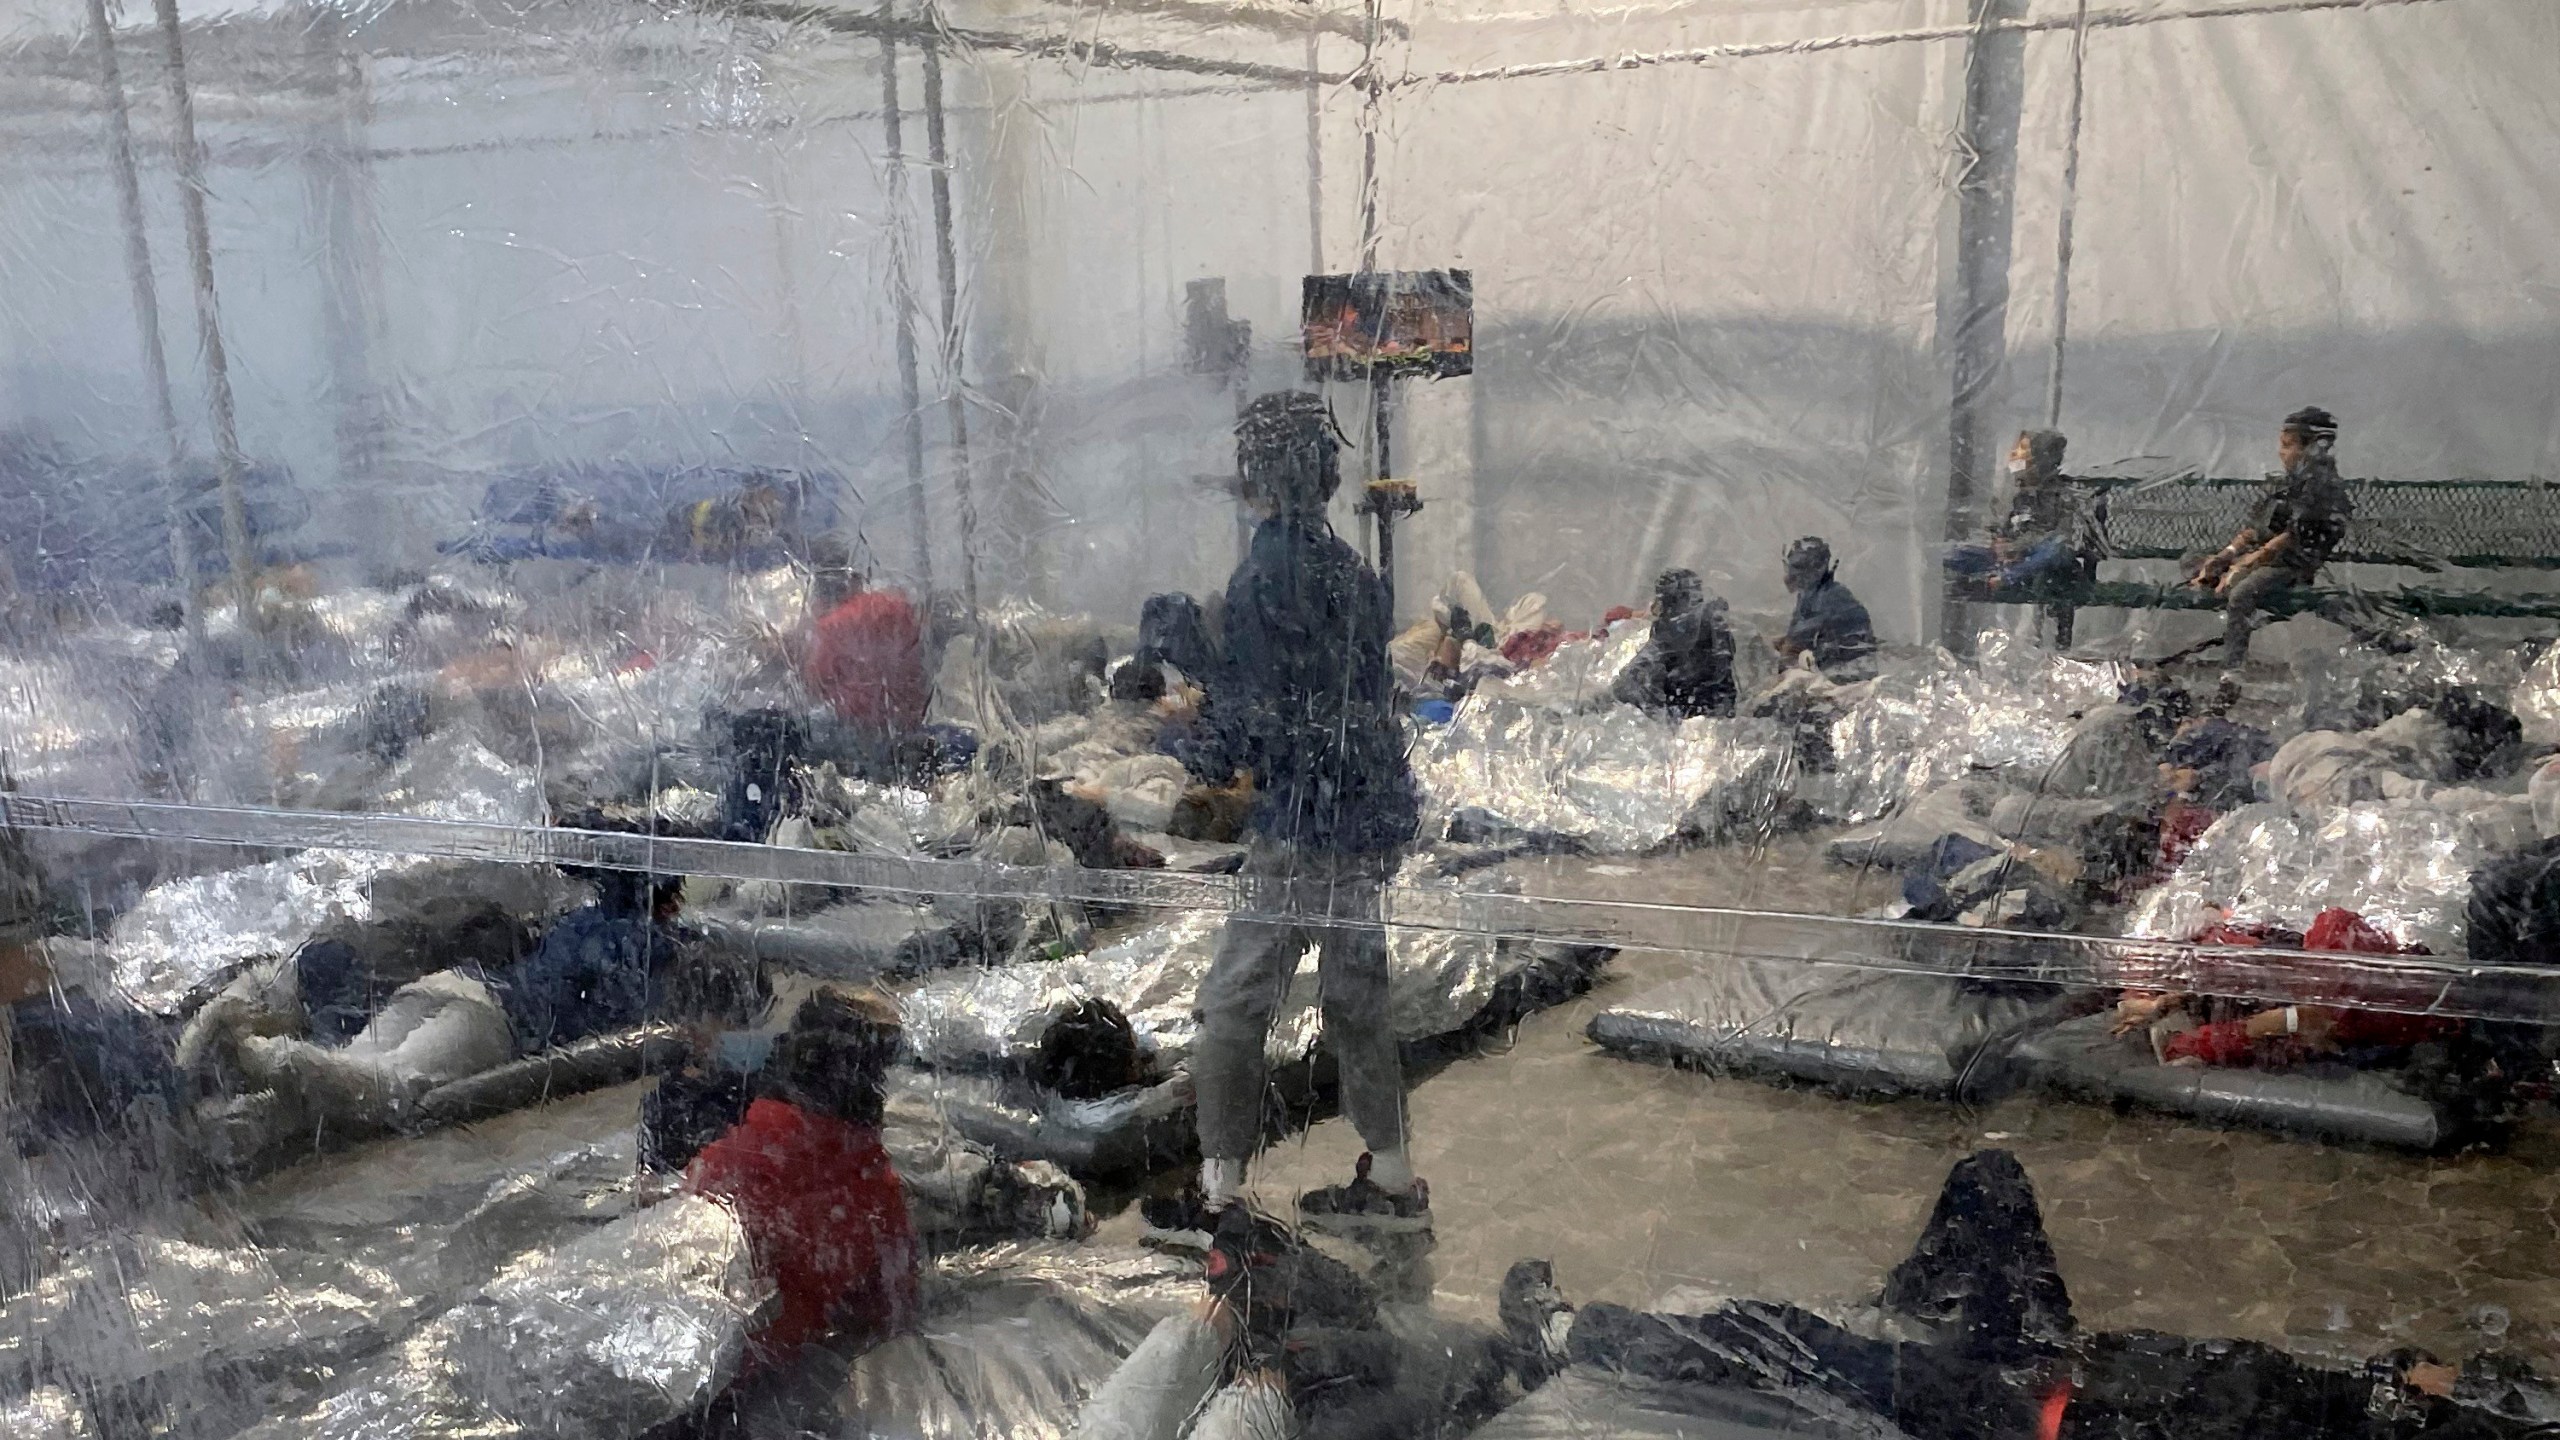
[[804, 590, 929, 732], [685, 1099, 920, 1359], [2162, 908, 2457, 1066]]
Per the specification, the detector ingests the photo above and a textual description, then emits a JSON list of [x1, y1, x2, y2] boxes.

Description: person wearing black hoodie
[[1517, 1150, 2549, 1440], [1613, 568, 1737, 719], [1168, 391, 1427, 1240]]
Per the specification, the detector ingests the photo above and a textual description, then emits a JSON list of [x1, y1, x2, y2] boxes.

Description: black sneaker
[[1498, 1258, 1577, 1388], [1296, 1152, 1433, 1239], [1206, 1203, 1377, 1338], [1139, 1185, 1222, 1253]]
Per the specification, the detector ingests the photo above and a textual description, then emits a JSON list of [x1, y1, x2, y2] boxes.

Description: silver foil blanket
[[0, 1123, 647, 1438], [2513, 641, 2560, 748], [896, 858, 1575, 1073], [0, 1232, 411, 1420], [899, 911, 1229, 1072], [1465, 624, 1653, 711], [1819, 636, 2128, 826], [108, 852, 580, 1015], [2291, 630, 2524, 737], [1414, 698, 1797, 853], [2125, 799, 2505, 958], [437, 1194, 766, 1437], [0, 638, 163, 802], [795, 772, 992, 858], [237, 1195, 764, 1440], [790, 1243, 1199, 1440], [928, 601, 1119, 736]]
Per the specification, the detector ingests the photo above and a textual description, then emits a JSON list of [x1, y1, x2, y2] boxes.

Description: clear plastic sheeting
[[900, 911, 1228, 1073], [229, 1197, 761, 1440], [434, 1195, 765, 1438], [0, 1387, 96, 1440], [787, 1244, 1198, 1440], [4, 0, 2560, 1433], [900, 855, 1607, 1075], [107, 853, 580, 1014]]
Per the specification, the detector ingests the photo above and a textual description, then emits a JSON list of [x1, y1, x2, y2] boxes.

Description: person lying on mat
[[228, 873, 721, 1133], [1509, 1149, 2551, 1439]]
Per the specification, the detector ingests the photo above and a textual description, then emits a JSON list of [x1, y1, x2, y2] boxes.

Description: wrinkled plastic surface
[[6, 0, 2560, 1436]]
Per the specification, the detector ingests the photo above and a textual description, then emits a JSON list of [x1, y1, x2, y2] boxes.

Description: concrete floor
[[1200, 940, 2560, 1375], [239, 830, 2560, 1393]]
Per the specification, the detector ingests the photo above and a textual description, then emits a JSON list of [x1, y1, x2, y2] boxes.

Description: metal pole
[[919, 12, 981, 621], [303, 7, 387, 492], [1372, 371, 1393, 479], [2044, 0, 2090, 431], [1372, 373, 1397, 616], [88, 0, 198, 631], [151, 0, 257, 618], [1939, 0, 2027, 652], [1354, 0, 1385, 567], [878, 4, 935, 591], [1354, 0, 1383, 273], [1305, 17, 1324, 272]]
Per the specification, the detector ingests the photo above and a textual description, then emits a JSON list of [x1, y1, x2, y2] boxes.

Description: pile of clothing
[[1388, 573, 1560, 700]]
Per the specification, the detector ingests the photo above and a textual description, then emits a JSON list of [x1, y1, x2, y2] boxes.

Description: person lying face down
[[1612, 567, 1737, 719], [1512, 1149, 2544, 1440], [1036, 996, 1152, 1099], [685, 987, 920, 1366]]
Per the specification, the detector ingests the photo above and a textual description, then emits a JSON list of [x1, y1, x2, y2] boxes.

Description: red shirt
[[2161, 909, 2456, 1066], [804, 590, 929, 732], [684, 1098, 920, 1359]]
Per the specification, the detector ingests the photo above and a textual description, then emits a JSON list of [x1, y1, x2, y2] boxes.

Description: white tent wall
[[0, 0, 2554, 631], [1993, 0, 2560, 486], [933, 0, 2560, 636], [1372, 8, 1957, 639], [0, 1, 935, 581], [931, 61, 1318, 619], [925, 0, 1962, 635]]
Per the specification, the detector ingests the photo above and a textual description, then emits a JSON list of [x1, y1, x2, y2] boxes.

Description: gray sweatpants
[[1194, 842, 1407, 1163], [2221, 565, 2300, 666]]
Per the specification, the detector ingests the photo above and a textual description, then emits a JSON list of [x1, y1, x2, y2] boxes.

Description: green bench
[[1951, 475, 2560, 644]]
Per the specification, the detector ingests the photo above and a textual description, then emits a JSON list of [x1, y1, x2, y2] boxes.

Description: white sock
[[1366, 1148, 1414, 1193], [1201, 1157, 1247, 1207]]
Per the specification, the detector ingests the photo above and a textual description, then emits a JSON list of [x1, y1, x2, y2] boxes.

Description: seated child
[[685, 988, 920, 1364]]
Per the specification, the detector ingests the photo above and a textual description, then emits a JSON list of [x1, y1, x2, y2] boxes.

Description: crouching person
[[651, 992, 921, 1437], [685, 988, 920, 1368]]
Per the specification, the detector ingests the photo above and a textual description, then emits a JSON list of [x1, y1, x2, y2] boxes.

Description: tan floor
[[1185, 943, 2560, 1374]]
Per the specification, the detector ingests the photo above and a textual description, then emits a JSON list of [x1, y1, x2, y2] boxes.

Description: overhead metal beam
[[707, 0, 1354, 85]]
